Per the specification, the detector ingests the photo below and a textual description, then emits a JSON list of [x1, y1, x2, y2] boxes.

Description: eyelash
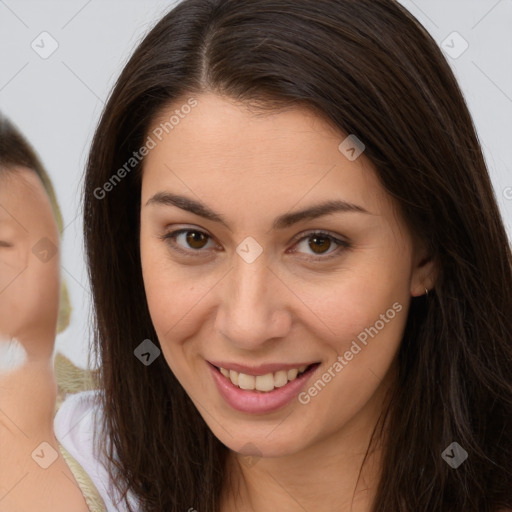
[[159, 228, 350, 262]]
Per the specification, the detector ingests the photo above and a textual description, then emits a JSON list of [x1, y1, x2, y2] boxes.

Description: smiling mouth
[[213, 363, 320, 393]]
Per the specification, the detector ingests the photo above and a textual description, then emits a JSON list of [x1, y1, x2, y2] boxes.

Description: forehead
[[0, 167, 55, 232], [146, 94, 345, 168], [141, 93, 386, 215], [0, 166, 42, 193]]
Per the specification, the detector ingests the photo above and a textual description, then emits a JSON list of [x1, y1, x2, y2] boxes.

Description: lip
[[208, 361, 321, 414], [207, 360, 319, 376]]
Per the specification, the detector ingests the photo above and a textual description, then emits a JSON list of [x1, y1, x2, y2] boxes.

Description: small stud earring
[[425, 288, 429, 297]]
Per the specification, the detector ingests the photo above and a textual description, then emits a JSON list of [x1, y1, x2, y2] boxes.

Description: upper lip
[[208, 360, 319, 376]]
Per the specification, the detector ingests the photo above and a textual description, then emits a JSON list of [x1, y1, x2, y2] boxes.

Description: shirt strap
[[57, 440, 107, 512]]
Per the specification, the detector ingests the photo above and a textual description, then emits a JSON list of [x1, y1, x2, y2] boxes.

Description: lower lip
[[208, 362, 320, 414]]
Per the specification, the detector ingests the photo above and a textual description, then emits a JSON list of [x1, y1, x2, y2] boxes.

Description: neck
[[0, 355, 57, 438]]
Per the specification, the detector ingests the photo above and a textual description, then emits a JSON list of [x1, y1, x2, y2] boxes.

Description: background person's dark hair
[[82, 0, 512, 510]]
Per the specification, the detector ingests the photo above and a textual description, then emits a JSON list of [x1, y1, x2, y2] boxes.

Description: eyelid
[[287, 229, 350, 261], [158, 227, 220, 257]]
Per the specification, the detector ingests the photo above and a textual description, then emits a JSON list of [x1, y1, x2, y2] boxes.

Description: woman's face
[[0, 167, 60, 360], [140, 93, 434, 458]]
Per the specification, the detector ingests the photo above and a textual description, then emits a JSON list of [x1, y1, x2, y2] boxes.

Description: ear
[[410, 238, 437, 297]]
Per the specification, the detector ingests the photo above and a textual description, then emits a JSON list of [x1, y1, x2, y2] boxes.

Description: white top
[[53, 390, 141, 512]]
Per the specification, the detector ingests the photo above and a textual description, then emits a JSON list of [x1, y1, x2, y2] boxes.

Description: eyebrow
[[145, 192, 371, 230]]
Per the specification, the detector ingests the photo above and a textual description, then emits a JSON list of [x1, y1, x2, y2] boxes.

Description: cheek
[[322, 287, 408, 405], [333, 298, 407, 364], [0, 249, 25, 337], [0, 243, 28, 289], [140, 252, 210, 393], [0, 253, 60, 342], [295, 261, 410, 344], [297, 284, 408, 431], [139, 228, 211, 352], [140, 233, 174, 335]]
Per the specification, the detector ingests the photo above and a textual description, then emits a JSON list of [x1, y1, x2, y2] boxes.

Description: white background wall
[[1, 0, 511, 368]]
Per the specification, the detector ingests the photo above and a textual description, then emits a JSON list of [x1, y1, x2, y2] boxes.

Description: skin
[[0, 167, 88, 511], [140, 93, 436, 512]]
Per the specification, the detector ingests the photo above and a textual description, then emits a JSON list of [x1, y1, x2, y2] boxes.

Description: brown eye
[[161, 228, 217, 256], [291, 231, 350, 261], [308, 234, 332, 254], [185, 231, 209, 249]]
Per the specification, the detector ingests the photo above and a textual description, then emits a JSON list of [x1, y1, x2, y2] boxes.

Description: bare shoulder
[[0, 367, 89, 511], [0, 431, 89, 511]]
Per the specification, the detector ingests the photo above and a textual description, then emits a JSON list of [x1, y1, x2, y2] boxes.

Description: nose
[[215, 254, 293, 350]]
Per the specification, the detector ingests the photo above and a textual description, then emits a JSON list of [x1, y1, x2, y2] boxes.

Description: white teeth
[[287, 368, 298, 380], [255, 373, 275, 392], [218, 364, 312, 392], [273, 370, 288, 388], [238, 373, 255, 390]]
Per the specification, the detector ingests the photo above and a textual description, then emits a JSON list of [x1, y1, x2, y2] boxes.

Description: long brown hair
[[82, 1, 512, 510]]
